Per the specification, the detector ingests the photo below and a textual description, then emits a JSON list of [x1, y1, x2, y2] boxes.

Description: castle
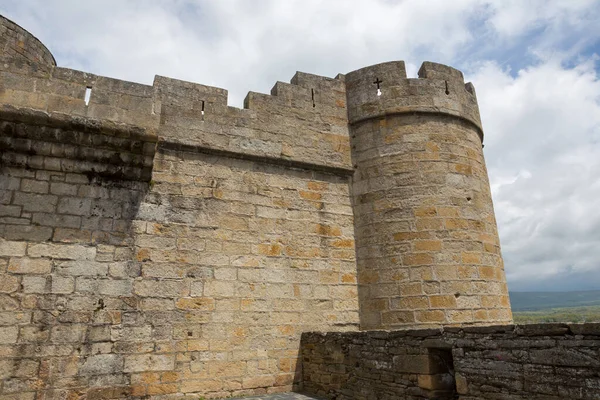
[[1, 15, 599, 400]]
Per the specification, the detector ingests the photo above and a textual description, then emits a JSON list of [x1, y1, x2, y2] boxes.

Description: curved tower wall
[[0, 15, 56, 66], [347, 61, 512, 329]]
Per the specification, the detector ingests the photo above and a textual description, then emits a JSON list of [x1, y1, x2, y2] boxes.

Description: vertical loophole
[[84, 87, 92, 106], [311, 89, 316, 108], [445, 80, 450, 95], [373, 77, 383, 97], [201, 100, 205, 121]]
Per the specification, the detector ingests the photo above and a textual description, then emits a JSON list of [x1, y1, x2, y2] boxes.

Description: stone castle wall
[[0, 31, 360, 398], [0, 15, 518, 399], [302, 323, 600, 399]]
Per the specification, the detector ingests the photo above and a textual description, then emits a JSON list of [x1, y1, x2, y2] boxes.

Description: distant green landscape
[[509, 290, 600, 323]]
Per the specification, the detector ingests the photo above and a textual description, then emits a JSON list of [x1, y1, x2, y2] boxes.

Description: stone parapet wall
[[0, 58, 352, 175], [345, 61, 482, 132], [301, 323, 600, 399]]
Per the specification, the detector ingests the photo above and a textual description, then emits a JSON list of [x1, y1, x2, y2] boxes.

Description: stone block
[[134, 280, 188, 297], [20, 179, 49, 194], [0, 204, 21, 217], [8, 258, 52, 274], [50, 324, 86, 343], [50, 275, 75, 294], [0, 241, 27, 257], [21, 276, 48, 293], [55, 261, 109, 276], [50, 182, 79, 196], [31, 213, 81, 228], [0, 275, 20, 293], [123, 354, 175, 372], [80, 354, 124, 375], [0, 326, 18, 343], [13, 192, 57, 212], [4, 225, 53, 241], [57, 197, 92, 215], [28, 243, 96, 260]]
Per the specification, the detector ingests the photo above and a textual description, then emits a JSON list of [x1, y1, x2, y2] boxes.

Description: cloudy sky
[[2, 0, 600, 292]]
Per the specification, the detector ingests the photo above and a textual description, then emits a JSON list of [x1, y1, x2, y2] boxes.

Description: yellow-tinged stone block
[[433, 265, 457, 280], [415, 240, 442, 251], [478, 266, 495, 279], [307, 181, 328, 191], [415, 310, 446, 323], [399, 282, 423, 296], [258, 243, 283, 256], [454, 163, 473, 175], [415, 206, 437, 217], [416, 218, 444, 230], [147, 383, 178, 395], [462, 252, 482, 264], [395, 296, 429, 310], [445, 219, 470, 230], [315, 224, 342, 236], [481, 295, 501, 308], [458, 265, 478, 279], [484, 243, 499, 254], [403, 253, 434, 266], [393, 231, 432, 241], [448, 309, 473, 323], [319, 270, 339, 284], [208, 361, 246, 377], [382, 310, 415, 325], [331, 239, 354, 248], [175, 297, 215, 311], [474, 309, 489, 320], [429, 295, 456, 309], [243, 375, 275, 389], [181, 379, 223, 393], [341, 273, 356, 283], [437, 207, 459, 217], [298, 190, 322, 201]]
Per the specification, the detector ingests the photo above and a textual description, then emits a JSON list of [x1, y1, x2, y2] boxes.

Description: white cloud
[[473, 57, 600, 290]]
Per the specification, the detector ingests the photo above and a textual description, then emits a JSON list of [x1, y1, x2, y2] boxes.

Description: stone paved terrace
[[231, 393, 324, 400]]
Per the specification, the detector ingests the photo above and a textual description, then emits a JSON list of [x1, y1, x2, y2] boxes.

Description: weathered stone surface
[[346, 62, 511, 330], [301, 324, 600, 399]]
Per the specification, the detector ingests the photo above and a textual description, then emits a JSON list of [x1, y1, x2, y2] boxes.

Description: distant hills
[[509, 290, 600, 311]]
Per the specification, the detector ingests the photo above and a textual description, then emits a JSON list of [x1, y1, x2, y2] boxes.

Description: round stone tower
[[0, 15, 56, 66], [346, 61, 512, 329]]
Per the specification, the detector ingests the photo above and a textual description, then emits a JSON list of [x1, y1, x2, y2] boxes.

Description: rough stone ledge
[[0, 105, 157, 181], [158, 139, 355, 178], [304, 323, 600, 339], [349, 109, 484, 143], [0, 105, 157, 142]]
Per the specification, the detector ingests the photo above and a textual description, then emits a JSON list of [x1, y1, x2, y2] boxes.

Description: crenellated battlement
[[1, 35, 487, 182], [346, 60, 482, 136], [0, 57, 354, 179]]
